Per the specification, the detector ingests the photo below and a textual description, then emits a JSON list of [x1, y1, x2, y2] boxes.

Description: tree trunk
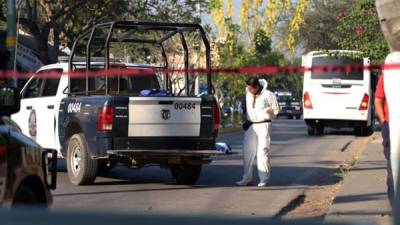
[[376, 0, 400, 51]]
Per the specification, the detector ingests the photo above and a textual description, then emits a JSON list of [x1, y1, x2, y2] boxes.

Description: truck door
[[12, 69, 63, 150], [39, 71, 64, 150]]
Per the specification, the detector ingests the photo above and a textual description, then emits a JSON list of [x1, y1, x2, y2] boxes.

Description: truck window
[[277, 95, 292, 102], [131, 75, 160, 94], [23, 78, 45, 99], [108, 72, 160, 96], [311, 56, 364, 80], [42, 69, 62, 97]]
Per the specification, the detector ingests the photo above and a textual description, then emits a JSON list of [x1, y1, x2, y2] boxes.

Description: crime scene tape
[[0, 63, 399, 79]]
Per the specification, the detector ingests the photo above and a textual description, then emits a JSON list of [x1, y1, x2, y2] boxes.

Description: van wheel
[[67, 133, 98, 185], [307, 125, 315, 135], [315, 125, 324, 136], [355, 126, 373, 136], [13, 184, 39, 206], [288, 115, 293, 119], [170, 164, 202, 185]]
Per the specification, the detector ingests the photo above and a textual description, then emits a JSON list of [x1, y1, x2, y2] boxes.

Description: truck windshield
[[277, 95, 292, 102], [311, 56, 364, 80]]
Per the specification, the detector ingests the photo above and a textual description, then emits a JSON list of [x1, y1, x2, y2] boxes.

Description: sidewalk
[[325, 134, 393, 225]]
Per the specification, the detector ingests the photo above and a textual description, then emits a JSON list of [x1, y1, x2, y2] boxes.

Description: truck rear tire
[[170, 164, 202, 185], [67, 133, 98, 185]]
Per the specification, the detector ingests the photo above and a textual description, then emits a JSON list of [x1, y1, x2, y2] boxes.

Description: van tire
[[170, 164, 202, 185], [67, 133, 98, 185], [315, 125, 324, 136], [307, 125, 315, 135], [355, 126, 373, 136]]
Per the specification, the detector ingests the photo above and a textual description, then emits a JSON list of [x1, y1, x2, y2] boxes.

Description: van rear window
[[311, 56, 364, 80]]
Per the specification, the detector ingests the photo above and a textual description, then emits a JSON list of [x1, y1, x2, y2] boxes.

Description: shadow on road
[[56, 161, 342, 191], [332, 192, 387, 204]]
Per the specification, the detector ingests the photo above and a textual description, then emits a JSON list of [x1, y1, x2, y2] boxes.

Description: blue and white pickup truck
[[12, 21, 222, 186]]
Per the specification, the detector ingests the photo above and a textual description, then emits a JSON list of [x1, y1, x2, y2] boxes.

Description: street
[[52, 119, 359, 218]]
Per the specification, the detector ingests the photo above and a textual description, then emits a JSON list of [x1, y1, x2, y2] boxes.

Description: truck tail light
[[213, 105, 221, 131], [97, 106, 113, 131], [303, 92, 313, 109], [359, 93, 369, 111]]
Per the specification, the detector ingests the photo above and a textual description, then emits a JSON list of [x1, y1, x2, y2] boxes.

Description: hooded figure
[[236, 77, 279, 187]]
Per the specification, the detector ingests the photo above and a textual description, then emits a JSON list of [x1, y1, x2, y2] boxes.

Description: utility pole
[[6, 0, 17, 87]]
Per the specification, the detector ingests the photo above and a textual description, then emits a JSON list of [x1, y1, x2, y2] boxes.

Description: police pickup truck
[[12, 21, 222, 186], [276, 91, 302, 119], [0, 84, 56, 207]]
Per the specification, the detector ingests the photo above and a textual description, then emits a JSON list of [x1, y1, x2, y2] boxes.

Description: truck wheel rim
[[71, 144, 82, 176]]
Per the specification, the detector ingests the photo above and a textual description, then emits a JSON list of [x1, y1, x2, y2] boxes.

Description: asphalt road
[[51, 119, 359, 218]]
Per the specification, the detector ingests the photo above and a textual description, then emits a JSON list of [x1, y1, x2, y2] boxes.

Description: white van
[[302, 50, 375, 136]]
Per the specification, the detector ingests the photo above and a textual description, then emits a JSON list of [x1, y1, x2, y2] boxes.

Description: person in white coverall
[[236, 77, 279, 187]]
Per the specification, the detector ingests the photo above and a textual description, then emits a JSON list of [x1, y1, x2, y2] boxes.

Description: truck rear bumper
[[106, 149, 225, 157], [105, 149, 228, 166]]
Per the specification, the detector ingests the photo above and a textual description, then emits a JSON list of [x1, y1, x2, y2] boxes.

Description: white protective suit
[[240, 79, 279, 184]]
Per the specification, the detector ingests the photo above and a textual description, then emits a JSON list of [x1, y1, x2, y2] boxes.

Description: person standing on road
[[236, 77, 279, 187], [375, 74, 394, 206]]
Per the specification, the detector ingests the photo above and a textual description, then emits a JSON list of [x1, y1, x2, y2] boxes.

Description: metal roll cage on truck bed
[[57, 21, 224, 185], [68, 21, 213, 95]]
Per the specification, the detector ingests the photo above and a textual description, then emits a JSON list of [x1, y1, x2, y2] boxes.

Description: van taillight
[[213, 105, 221, 131], [359, 93, 369, 111], [97, 106, 113, 131], [303, 92, 313, 109]]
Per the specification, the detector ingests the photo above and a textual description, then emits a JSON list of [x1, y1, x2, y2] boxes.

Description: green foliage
[[0, 0, 209, 63], [334, 0, 389, 61], [299, 0, 351, 52], [298, 0, 389, 62], [213, 28, 303, 106]]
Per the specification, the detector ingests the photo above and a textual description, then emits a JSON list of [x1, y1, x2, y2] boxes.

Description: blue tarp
[[214, 142, 233, 155], [139, 89, 173, 97]]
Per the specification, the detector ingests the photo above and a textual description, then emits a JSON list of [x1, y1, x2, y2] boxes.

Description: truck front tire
[[67, 133, 98, 185], [170, 164, 202, 185]]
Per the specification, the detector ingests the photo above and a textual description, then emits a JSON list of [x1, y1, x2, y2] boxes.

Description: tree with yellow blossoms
[[208, 0, 308, 56]]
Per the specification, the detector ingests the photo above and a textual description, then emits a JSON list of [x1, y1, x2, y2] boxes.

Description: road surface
[[52, 119, 360, 218]]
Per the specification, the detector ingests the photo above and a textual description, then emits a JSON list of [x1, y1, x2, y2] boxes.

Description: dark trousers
[[382, 121, 394, 207]]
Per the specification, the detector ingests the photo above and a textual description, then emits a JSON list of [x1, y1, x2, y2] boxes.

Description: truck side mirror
[[0, 86, 20, 116]]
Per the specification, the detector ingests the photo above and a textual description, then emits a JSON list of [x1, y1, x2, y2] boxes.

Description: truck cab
[[275, 91, 302, 119], [13, 21, 222, 186]]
